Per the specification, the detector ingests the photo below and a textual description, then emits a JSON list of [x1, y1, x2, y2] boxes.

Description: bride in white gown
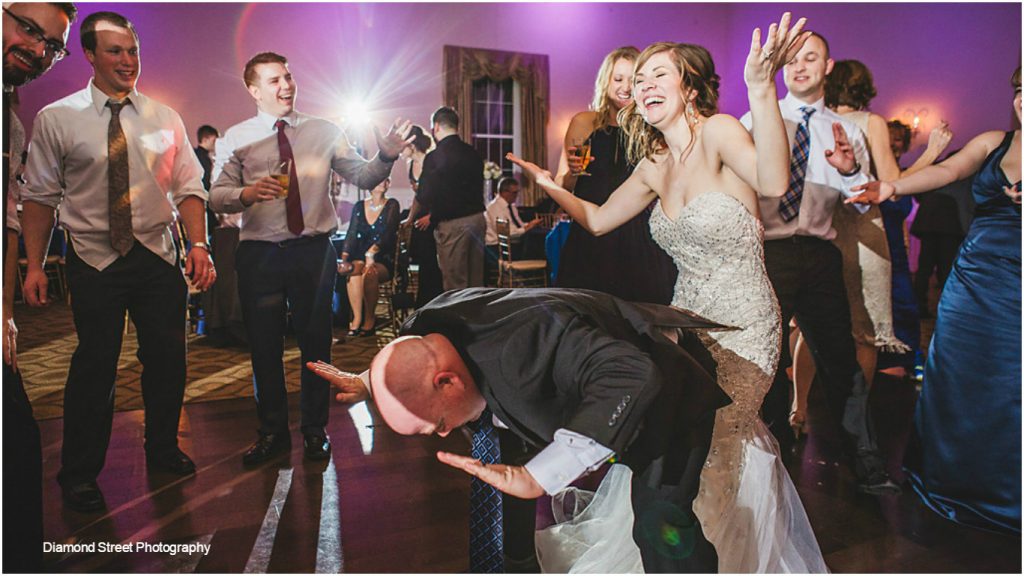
[[511, 13, 829, 573]]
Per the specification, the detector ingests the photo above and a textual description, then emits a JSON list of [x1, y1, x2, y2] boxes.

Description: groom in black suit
[[313, 288, 730, 572]]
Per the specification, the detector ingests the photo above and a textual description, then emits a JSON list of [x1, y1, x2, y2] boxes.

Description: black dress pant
[[59, 243, 187, 487], [3, 364, 42, 572], [236, 235, 336, 436], [762, 237, 886, 479], [411, 225, 443, 308]]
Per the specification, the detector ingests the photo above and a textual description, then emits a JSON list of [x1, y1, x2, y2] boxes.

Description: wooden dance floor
[[15, 295, 1018, 573], [34, 373, 1019, 573]]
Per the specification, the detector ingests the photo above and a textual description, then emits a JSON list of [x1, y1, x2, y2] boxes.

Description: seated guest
[[338, 178, 400, 336], [484, 176, 541, 263]]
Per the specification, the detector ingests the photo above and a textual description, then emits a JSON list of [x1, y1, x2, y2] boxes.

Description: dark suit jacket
[[417, 134, 485, 223], [911, 176, 975, 237], [400, 287, 730, 482]]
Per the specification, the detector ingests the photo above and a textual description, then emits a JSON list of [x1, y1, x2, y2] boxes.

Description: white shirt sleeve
[[524, 428, 614, 495]]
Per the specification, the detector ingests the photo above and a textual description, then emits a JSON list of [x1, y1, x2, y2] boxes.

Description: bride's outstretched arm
[[717, 13, 808, 198], [507, 153, 656, 236]]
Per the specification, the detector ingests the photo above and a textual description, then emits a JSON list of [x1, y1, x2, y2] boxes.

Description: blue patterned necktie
[[468, 409, 503, 573], [779, 106, 816, 222]]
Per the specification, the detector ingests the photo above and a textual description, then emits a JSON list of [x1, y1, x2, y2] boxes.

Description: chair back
[[496, 218, 514, 264]]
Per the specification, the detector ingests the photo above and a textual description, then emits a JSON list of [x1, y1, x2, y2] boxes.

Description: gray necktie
[[107, 99, 133, 256]]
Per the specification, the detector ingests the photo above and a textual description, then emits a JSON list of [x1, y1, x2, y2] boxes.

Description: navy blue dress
[[877, 196, 920, 370], [341, 198, 400, 277], [906, 131, 1021, 533]]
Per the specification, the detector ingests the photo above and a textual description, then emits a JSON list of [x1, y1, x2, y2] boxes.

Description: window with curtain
[[443, 45, 549, 205], [470, 78, 519, 179]]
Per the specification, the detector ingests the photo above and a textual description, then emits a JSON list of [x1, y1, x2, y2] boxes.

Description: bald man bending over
[[311, 287, 730, 573]]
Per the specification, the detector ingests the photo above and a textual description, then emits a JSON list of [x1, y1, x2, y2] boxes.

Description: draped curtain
[[442, 45, 550, 206]]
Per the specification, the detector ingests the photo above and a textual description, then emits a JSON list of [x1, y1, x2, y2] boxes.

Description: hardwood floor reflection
[[38, 374, 1020, 573]]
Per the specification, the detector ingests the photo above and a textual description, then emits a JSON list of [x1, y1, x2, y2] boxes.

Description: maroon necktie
[[275, 119, 303, 235]]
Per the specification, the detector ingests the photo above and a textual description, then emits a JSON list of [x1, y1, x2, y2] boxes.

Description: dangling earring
[[686, 101, 697, 127]]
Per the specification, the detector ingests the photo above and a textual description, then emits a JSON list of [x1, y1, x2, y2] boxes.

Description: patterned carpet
[[14, 301, 392, 420]]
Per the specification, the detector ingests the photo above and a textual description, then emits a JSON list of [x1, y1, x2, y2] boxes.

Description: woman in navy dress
[[850, 67, 1021, 533], [339, 178, 400, 336]]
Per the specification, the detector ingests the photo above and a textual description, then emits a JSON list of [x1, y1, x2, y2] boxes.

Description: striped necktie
[[468, 409, 503, 573], [107, 99, 134, 256], [778, 106, 815, 222]]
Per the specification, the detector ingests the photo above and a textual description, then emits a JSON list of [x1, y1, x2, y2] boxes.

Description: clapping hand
[[436, 451, 546, 499], [744, 12, 809, 91], [846, 180, 896, 206], [307, 361, 370, 403], [927, 121, 954, 155], [506, 153, 555, 189], [825, 123, 859, 175], [375, 118, 416, 160]]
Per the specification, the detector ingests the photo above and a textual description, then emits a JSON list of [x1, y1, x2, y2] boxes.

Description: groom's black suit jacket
[[401, 288, 729, 572]]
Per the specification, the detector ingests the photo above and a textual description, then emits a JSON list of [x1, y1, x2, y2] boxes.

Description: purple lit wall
[[16, 2, 1022, 195]]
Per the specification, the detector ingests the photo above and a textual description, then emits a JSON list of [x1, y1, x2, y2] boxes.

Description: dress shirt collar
[[782, 92, 825, 117], [256, 109, 299, 131], [88, 79, 142, 115]]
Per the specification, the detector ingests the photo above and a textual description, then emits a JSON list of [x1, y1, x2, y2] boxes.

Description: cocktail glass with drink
[[269, 159, 291, 198], [570, 137, 592, 176]]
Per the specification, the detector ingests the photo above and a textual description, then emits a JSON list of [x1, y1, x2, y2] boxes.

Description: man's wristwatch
[[838, 161, 862, 177]]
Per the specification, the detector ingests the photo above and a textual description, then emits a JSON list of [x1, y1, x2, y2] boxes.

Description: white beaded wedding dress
[[649, 190, 828, 573], [536, 190, 828, 573]]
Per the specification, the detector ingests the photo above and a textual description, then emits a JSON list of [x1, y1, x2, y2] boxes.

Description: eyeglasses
[[3, 8, 70, 62]]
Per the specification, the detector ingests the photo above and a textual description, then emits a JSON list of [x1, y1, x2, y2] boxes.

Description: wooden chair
[[374, 226, 417, 338], [496, 218, 547, 288]]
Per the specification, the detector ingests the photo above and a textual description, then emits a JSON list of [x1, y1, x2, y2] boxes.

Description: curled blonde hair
[[619, 42, 721, 165], [591, 46, 640, 130]]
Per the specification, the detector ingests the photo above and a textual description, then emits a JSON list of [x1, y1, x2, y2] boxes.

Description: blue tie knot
[[799, 106, 815, 123]]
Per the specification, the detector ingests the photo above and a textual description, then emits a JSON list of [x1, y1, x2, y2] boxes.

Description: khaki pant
[[434, 212, 486, 290]]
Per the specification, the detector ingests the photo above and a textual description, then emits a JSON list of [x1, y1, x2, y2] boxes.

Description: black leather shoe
[[147, 448, 196, 476], [858, 471, 902, 495], [242, 433, 291, 467], [303, 433, 331, 461], [62, 481, 106, 513]]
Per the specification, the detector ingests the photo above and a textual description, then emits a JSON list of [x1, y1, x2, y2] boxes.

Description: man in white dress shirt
[[20, 11, 215, 513], [740, 31, 898, 495], [210, 51, 411, 466], [484, 176, 541, 261]]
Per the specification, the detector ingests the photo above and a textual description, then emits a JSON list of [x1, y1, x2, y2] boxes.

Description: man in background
[[210, 51, 411, 467], [414, 106, 486, 290]]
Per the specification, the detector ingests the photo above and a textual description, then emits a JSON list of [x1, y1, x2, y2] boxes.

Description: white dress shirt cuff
[[839, 172, 871, 214], [524, 429, 614, 495]]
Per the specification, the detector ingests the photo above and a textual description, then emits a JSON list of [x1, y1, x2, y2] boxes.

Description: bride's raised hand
[[744, 12, 809, 91], [506, 153, 555, 188]]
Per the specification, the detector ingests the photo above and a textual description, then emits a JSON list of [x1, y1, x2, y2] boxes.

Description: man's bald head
[[369, 334, 486, 437]]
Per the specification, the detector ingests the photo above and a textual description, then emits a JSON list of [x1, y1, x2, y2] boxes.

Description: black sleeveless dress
[[554, 126, 677, 304]]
